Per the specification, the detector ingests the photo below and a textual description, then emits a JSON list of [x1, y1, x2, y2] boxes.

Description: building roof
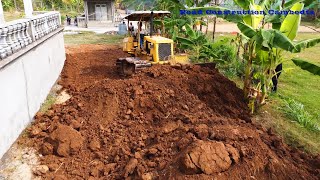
[[123, 11, 171, 21]]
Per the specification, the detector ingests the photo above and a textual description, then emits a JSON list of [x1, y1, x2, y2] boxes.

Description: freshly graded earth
[[21, 44, 320, 179]]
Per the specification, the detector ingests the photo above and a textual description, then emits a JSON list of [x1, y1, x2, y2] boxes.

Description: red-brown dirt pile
[[21, 45, 320, 180]]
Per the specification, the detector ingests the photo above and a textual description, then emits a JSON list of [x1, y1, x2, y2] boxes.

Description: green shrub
[[2, 0, 14, 11], [211, 38, 244, 78], [210, 38, 236, 63], [219, 58, 245, 78]]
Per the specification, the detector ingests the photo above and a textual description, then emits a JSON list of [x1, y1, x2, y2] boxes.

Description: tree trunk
[[212, 17, 217, 40], [77, 0, 81, 12], [281, 0, 285, 8], [212, 0, 218, 41], [205, 18, 209, 34], [13, 0, 18, 11], [200, 17, 203, 32], [243, 42, 253, 99]]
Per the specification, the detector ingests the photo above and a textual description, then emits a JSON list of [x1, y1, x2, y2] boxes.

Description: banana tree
[[186, 0, 320, 111]]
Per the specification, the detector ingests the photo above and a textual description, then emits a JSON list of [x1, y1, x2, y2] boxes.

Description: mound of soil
[[22, 45, 320, 179]]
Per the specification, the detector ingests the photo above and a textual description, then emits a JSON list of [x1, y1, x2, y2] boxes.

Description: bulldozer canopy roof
[[124, 11, 170, 21]]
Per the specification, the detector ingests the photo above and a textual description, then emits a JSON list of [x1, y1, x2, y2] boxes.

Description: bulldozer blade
[[116, 58, 135, 76], [116, 57, 152, 76]]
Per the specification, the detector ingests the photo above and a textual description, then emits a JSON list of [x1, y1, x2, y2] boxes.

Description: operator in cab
[[138, 22, 146, 49], [128, 22, 134, 35]]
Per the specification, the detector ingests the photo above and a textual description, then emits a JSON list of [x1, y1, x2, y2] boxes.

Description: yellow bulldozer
[[116, 11, 189, 75]]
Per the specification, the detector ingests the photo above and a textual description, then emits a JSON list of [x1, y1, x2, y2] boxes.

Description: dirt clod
[[53, 175, 67, 180], [89, 139, 101, 151], [70, 119, 81, 129], [162, 121, 179, 134], [49, 123, 84, 157], [41, 142, 53, 155], [124, 158, 138, 177], [30, 127, 42, 137], [193, 124, 209, 140], [225, 144, 240, 163], [33, 165, 49, 175], [181, 141, 232, 175]]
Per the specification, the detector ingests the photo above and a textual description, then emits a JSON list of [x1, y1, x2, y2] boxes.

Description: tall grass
[[282, 98, 320, 132]]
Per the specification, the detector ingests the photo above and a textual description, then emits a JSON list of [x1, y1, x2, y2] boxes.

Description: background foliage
[[2, 0, 83, 12]]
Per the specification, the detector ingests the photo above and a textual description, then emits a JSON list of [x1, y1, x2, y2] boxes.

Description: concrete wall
[[0, 31, 66, 158]]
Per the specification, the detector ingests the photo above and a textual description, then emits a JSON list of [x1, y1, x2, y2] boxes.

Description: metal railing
[[0, 11, 61, 60]]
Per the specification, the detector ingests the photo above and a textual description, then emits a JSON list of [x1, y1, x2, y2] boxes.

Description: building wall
[[0, 31, 66, 158]]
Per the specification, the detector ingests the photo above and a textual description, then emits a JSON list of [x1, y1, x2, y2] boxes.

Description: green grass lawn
[[64, 32, 124, 45], [278, 33, 320, 116]]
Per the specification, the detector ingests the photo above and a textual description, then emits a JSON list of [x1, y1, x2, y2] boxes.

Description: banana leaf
[[163, 18, 188, 28], [272, 22, 281, 30], [198, 0, 213, 7], [237, 22, 257, 38], [259, 0, 271, 10], [170, 0, 185, 8], [195, 32, 208, 44], [238, 32, 250, 43], [293, 38, 320, 53], [283, 0, 304, 9], [176, 37, 194, 46], [269, 29, 296, 52], [243, 4, 264, 29], [303, 0, 316, 7], [185, 0, 194, 7], [234, 0, 254, 10], [264, 14, 284, 24], [254, 49, 269, 64], [264, 1, 284, 24], [282, 0, 314, 10], [171, 30, 178, 41], [185, 24, 196, 39], [292, 58, 320, 75], [255, 30, 278, 52], [280, 2, 304, 40]]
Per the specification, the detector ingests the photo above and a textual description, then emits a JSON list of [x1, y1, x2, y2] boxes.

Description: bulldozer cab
[[122, 11, 175, 63]]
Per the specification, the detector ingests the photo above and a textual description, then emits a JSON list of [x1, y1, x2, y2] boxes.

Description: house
[[83, 0, 116, 27]]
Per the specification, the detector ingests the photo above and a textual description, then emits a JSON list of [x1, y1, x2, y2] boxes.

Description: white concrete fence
[[0, 12, 66, 158], [0, 12, 61, 60]]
